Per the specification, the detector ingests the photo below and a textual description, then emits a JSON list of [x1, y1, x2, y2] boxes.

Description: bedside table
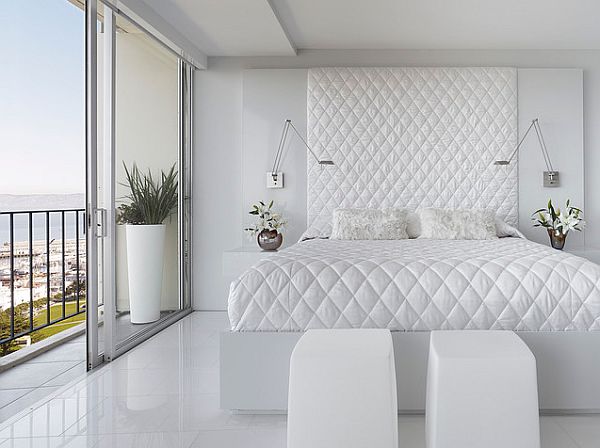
[[222, 247, 279, 284], [567, 247, 600, 265]]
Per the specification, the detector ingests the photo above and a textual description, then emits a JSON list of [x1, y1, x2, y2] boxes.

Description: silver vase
[[257, 229, 283, 251]]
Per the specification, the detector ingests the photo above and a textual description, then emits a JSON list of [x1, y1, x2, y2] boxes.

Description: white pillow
[[495, 217, 525, 238], [300, 218, 332, 241], [407, 211, 421, 238], [418, 208, 497, 240], [331, 208, 409, 240]]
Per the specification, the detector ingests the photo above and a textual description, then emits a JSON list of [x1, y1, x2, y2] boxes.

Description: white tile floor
[[0, 312, 176, 421], [0, 339, 87, 423], [0, 311, 598, 447]]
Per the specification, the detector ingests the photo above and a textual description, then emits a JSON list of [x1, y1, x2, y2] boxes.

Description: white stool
[[426, 331, 540, 448], [287, 329, 398, 448]]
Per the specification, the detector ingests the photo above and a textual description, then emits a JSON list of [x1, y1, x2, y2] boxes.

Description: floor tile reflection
[[0, 312, 597, 448]]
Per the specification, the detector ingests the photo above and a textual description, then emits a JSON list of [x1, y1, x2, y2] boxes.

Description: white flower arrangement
[[532, 199, 585, 236], [244, 200, 287, 236]]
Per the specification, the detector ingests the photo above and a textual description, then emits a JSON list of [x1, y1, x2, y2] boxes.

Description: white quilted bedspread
[[228, 238, 600, 332]]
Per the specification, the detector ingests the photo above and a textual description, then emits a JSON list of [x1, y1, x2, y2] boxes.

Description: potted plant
[[532, 199, 584, 250], [245, 200, 286, 251], [117, 163, 178, 323]]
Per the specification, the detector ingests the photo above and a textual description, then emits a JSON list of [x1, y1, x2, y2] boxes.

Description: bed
[[222, 235, 600, 413], [220, 67, 600, 413], [229, 237, 600, 333]]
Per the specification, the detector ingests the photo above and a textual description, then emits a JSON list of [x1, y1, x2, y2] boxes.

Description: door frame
[[85, 0, 103, 370], [85, 0, 195, 368], [101, 2, 117, 363]]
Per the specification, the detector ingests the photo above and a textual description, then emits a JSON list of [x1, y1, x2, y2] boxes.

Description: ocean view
[[0, 194, 84, 212], [0, 194, 87, 313], [0, 215, 82, 245], [0, 194, 85, 244]]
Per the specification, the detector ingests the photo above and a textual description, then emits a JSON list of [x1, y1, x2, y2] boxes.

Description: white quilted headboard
[[306, 67, 518, 236]]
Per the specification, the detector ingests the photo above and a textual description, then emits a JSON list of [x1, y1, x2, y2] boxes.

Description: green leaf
[[116, 162, 178, 225]]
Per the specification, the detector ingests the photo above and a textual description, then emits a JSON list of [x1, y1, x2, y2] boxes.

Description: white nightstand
[[567, 248, 600, 265], [222, 246, 279, 284]]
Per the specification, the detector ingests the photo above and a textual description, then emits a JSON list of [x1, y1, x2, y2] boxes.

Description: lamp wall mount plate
[[544, 171, 560, 188], [267, 172, 284, 189]]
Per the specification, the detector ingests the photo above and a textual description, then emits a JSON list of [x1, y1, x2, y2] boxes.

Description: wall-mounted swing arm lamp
[[494, 118, 559, 187], [267, 119, 334, 189]]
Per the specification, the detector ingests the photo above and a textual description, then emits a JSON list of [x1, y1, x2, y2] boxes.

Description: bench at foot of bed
[[220, 330, 600, 414]]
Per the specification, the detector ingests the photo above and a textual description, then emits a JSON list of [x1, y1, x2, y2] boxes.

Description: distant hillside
[[0, 194, 85, 212]]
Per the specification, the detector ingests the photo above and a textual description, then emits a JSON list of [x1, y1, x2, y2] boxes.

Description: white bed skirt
[[220, 331, 600, 414]]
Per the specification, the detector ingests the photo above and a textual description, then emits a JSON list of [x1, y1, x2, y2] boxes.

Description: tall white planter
[[126, 224, 166, 324]]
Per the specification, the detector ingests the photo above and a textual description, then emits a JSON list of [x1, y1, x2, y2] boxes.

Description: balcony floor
[[0, 338, 86, 423], [0, 311, 599, 447], [0, 311, 174, 422]]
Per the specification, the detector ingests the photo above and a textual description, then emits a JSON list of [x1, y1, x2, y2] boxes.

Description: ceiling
[[138, 0, 295, 56], [140, 0, 600, 56]]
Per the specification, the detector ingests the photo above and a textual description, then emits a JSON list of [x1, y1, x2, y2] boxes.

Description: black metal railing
[[0, 209, 86, 349]]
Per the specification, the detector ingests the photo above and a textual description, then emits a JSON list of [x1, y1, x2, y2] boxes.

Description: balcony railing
[[0, 209, 86, 354]]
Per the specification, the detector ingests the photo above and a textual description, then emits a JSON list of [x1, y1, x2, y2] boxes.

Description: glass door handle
[[93, 207, 107, 238]]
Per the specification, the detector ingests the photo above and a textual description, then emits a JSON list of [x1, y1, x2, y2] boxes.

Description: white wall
[[242, 70, 308, 245], [518, 69, 584, 247], [113, 34, 180, 312], [193, 50, 600, 311], [193, 62, 243, 311]]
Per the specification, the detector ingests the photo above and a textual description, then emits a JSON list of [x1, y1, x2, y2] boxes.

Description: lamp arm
[[271, 119, 333, 181], [504, 119, 555, 173], [532, 119, 554, 172], [505, 119, 536, 163], [272, 120, 291, 175], [287, 120, 323, 164]]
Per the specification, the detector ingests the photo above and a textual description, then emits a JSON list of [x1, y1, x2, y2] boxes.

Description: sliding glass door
[[85, 0, 193, 366]]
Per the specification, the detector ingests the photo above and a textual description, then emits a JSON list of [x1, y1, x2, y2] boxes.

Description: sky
[[0, 0, 85, 195]]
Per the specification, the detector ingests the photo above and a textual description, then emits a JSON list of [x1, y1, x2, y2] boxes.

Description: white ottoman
[[287, 329, 398, 448], [426, 331, 540, 448]]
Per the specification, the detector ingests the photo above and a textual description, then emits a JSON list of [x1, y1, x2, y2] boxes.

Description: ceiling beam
[[112, 0, 208, 69], [266, 0, 297, 55]]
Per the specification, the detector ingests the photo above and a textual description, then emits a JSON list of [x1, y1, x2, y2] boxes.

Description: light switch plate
[[544, 171, 560, 187], [267, 172, 284, 189]]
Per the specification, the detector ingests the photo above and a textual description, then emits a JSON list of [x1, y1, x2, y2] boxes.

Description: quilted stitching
[[228, 239, 600, 331], [306, 67, 518, 237]]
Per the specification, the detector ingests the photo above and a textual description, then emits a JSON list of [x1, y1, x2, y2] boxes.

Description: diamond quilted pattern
[[306, 67, 518, 238], [228, 239, 600, 332]]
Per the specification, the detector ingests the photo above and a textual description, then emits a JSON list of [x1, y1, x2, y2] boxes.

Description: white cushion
[[426, 331, 540, 448], [330, 208, 409, 240], [407, 211, 421, 238], [288, 329, 398, 448], [495, 216, 525, 238], [408, 213, 523, 239], [419, 208, 497, 240]]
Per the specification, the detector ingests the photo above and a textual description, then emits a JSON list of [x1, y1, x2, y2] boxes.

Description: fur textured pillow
[[331, 208, 410, 240], [418, 208, 497, 240], [407, 211, 421, 238]]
